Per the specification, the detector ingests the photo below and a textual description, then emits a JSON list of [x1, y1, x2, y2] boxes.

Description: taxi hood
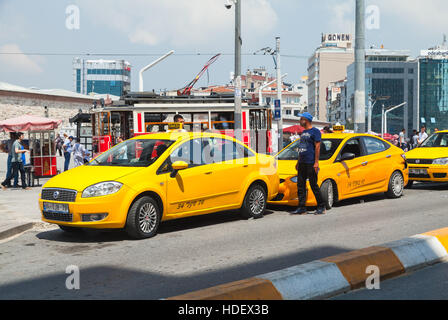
[[406, 147, 448, 159], [42, 165, 144, 191]]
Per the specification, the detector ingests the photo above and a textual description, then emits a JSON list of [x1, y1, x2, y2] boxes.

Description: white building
[[73, 58, 131, 97]]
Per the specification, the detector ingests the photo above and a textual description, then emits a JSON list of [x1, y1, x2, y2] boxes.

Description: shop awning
[[283, 124, 305, 134], [0, 115, 62, 132]]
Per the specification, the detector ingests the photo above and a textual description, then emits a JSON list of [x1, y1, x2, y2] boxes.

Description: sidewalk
[[0, 152, 73, 240]]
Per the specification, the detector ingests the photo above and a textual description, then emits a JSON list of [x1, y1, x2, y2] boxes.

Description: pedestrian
[[434, 128, 439, 133], [399, 128, 406, 150], [289, 112, 326, 215], [116, 136, 128, 160], [72, 138, 89, 167], [412, 129, 419, 149], [3, 132, 16, 188], [1, 132, 30, 190], [55, 133, 63, 156], [63, 135, 74, 171], [418, 126, 428, 146]]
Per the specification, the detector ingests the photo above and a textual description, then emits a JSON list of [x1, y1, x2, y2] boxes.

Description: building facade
[[345, 49, 418, 134], [418, 43, 448, 132], [307, 33, 354, 121], [73, 58, 131, 97]]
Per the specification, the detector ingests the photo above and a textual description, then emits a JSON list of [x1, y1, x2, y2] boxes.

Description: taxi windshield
[[89, 139, 175, 167], [420, 133, 448, 148], [277, 138, 343, 161]]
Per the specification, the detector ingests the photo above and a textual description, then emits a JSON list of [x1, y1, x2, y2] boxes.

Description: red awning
[[0, 115, 62, 132], [283, 124, 305, 134]]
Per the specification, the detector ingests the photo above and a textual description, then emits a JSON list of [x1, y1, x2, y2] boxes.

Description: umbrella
[[283, 124, 305, 134], [0, 115, 62, 133]]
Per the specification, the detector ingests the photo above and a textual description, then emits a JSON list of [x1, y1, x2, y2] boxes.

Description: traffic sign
[[274, 99, 281, 120]]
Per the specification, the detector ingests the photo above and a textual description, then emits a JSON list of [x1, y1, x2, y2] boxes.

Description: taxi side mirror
[[170, 161, 189, 178], [340, 153, 356, 161]]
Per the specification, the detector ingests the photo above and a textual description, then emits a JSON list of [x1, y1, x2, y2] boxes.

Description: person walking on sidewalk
[[1, 132, 30, 190], [63, 135, 73, 171], [289, 112, 326, 215], [3, 132, 16, 188], [72, 138, 89, 167]]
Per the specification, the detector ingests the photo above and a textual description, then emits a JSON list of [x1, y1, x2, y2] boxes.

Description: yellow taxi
[[405, 130, 448, 187], [268, 132, 408, 209], [39, 132, 279, 239]]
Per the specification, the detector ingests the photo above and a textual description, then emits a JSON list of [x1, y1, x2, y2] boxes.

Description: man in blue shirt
[[63, 135, 74, 171], [290, 112, 326, 215]]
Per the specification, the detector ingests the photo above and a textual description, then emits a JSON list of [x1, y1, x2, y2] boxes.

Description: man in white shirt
[[399, 129, 406, 150], [418, 126, 428, 146]]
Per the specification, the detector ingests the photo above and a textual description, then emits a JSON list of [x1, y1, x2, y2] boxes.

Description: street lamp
[[382, 102, 407, 138], [367, 94, 389, 133], [225, 0, 242, 141]]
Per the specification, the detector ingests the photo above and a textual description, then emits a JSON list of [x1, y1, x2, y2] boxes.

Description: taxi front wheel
[[241, 184, 267, 219], [125, 196, 161, 239], [386, 171, 404, 198]]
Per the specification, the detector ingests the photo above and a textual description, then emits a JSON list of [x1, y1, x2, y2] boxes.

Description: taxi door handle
[[204, 172, 213, 175], [362, 161, 368, 166], [243, 164, 249, 167], [386, 155, 392, 158]]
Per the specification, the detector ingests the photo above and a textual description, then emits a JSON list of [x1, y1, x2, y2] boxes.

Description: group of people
[[397, 126, 434, 151], [1, 132, 30, 190], [55, 133, 90, 171]]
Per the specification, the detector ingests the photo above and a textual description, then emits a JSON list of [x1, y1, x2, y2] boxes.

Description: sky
[[0, 0, 447, 93]]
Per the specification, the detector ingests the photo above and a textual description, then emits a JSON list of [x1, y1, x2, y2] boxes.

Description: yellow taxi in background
[[268, 133, 408, 209], [39, 132, 279, 239], [405, 130, 448, 188]]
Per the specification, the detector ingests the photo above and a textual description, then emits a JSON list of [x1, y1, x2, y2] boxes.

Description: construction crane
[[177, 54, 221, 96]]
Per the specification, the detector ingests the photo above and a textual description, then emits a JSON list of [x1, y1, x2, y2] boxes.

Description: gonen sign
[[322, 33, 351, 43]]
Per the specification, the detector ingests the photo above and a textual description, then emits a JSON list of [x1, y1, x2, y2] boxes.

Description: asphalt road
[[1, 182, 448, 300]]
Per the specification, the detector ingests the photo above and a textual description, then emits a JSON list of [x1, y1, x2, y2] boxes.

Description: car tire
[[320, 180, 336, 210], [59, 225, 83, 233], [405, 180, 414, 189], [125, 196, 161, 239], [241, 184, 267, 219], [386, 171, 404, 198]]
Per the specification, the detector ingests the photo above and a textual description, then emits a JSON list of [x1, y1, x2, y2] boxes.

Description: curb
[[0, 222, 39, 241], [166, 227, 448, 300]]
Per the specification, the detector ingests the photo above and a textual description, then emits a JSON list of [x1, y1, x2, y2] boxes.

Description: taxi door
[[333, 137, 370, 197], [163, 138, 216, 216], [359, 136, 391, 191], [201, 137, 252, 208]]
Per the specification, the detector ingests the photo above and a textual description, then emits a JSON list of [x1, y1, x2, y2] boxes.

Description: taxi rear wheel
[[241, 184, 267, 219], [126, 196, 161, 239], [320, 180, 336, 210], [386, 171, 404, 198]]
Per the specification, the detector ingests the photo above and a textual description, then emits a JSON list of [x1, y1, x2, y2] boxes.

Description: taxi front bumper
[[39, 185, 135, 229], [408, 164, 448, 182]]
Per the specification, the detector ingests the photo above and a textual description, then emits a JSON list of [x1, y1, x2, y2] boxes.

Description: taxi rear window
[[277, 139, 343, 161]]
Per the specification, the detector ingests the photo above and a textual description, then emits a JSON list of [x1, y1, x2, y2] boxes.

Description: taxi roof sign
[[332, 125, 345, 132], [168, 122, 183, 130]]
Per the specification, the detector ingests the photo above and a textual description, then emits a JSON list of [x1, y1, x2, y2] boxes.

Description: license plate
[[410, 169, 428, 175], [43, 202, 69, 214]]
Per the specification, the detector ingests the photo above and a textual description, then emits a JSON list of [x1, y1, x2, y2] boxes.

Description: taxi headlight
[[290, 176, 298, 183], [432, 158, 448, 165], [82, 182, 123, 198]]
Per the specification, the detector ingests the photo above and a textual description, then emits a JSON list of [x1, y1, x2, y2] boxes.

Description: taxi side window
[[202, 138, 254, 164], [337, 138, 363, 160], [362, 136, 389, 155], [158, 138, 203, 174]]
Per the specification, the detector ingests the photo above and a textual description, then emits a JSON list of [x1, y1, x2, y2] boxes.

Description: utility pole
[[354, 0, 366, 133], [276, 37, 283, 151], [234, 0, 242, 142]]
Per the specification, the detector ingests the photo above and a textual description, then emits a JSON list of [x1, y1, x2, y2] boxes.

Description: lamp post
[[368, 95, 389, 133], [225, 0, 242, 141], [382, 102, 407, 138]]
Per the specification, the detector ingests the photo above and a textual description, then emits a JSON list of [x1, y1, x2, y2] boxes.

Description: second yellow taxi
[[268, 132, 409, 209], [39, 132, 279, 239]]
